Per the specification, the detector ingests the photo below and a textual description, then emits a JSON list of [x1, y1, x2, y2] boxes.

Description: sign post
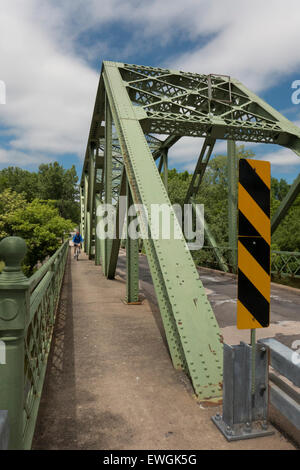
[[212, 159, 274, 441]]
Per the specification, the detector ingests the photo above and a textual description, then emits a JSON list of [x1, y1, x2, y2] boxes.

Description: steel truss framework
[[80, 61, 300, 400]]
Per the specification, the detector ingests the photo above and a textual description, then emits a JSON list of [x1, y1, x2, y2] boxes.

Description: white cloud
[[257, 148, 300, 170], [1, 0, 300, 173], [0, 1, 98, 159], [169, 137, 249, 172], [167, 0, 300, 92], [0, 148, 55, 166]]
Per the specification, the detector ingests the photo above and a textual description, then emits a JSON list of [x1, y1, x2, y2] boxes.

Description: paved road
[[32, 250, 295, 450], [116, 251, 300, 348]]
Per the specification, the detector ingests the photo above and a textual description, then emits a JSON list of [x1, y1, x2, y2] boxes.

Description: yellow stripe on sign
[[237, 300, 263, 329], [238, 241, 270, 301], [238, 183, 271, 244], [247, 159, 271, 189]]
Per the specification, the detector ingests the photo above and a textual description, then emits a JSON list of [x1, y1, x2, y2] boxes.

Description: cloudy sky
[[1, 0, 300, 182]]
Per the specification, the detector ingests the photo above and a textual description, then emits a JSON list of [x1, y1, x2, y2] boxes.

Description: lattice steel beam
[[121, 64, 300, 152]]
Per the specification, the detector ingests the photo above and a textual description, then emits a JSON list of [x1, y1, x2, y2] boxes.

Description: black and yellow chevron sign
[[237, 159, 271, 329]]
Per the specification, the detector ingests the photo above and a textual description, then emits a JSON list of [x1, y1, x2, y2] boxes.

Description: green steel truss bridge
[[1, 61, 300, 450], [79, 61, 300, 401]]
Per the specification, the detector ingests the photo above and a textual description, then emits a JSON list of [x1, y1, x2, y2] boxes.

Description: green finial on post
[[0, 236, 27, 284]]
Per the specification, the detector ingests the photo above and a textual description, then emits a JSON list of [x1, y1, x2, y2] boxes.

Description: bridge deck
[[32, 249, 297, 450]]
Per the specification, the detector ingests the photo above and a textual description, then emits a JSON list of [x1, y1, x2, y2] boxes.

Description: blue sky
[[1, 0, 300, 183]]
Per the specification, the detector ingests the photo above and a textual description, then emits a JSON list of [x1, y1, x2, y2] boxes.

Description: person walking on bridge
[[72, 230, 83, 258]]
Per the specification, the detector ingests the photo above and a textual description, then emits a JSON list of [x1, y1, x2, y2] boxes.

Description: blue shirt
[[73, 234, 83, 244]]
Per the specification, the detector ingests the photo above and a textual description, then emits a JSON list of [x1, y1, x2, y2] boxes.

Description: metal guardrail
[[258, 338, 300, 432], [271, 251, 300, 279], [0, 410, 9, 450], [0, 237, 69, 449], [197, 247, 300, 279]]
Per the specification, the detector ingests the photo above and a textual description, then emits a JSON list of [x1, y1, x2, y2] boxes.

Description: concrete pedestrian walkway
[[32, 250, 295, 450]]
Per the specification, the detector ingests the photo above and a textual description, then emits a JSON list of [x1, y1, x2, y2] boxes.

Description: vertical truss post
[[88, 145, 96, 259], [125, 179, 139, 303], [162, 149, 168, 191], [83, 173, 89, 254], [227, 140, 238, 273], [80, 186, 85, 246], [95, 194, 102, 265], [104, 94, 113, 276], [271, 173, 300, 234], [107, 168, 127, 279], [86, 211, 91, 257]]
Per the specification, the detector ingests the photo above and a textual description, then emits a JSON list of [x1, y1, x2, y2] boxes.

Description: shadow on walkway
[[33, 251, 78, 449]]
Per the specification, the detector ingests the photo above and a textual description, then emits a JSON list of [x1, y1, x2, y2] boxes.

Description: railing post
[[0, 237, 29, 450]]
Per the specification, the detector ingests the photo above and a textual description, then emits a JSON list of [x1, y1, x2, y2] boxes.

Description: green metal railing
[[197, 246, 300, 279], [0, 237, 69, 449], [271, 250, 300, 278]]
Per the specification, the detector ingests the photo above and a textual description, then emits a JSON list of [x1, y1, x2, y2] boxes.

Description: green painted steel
[[227, 141, 238, 273], [196, 246, 300, 280], [162, 148, 168, 191], [0, 237, 68, 449], [271, 251, 300, 278], [83, 173, 89, 254], [125, 179, 140, 303], [102, 62, 223, 399], [184, 137, 216, 204], [88, 145, 96, 259], [107, 168, 127, 279], [104, 95, 113, 276], [95, 194, 102, 265], [271, 173, 300, 235], [80, 186, 85, 250], [80, 61, 300, 400]]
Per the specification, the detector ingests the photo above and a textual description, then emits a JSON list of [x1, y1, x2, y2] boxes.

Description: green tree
[[167, 148, 300, 258], [272, 192, 300, 251], [0, 167, 38, 201], [0, 163, 80, 223], [0, 189, 73, 275], [271, 177, 290, 201], [0, 188, 27, 238], [38, 162, 80, 222]]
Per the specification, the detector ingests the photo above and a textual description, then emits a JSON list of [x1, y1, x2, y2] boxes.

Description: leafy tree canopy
[[0, 189, 73, 275], [0, 162, 80, 223]]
